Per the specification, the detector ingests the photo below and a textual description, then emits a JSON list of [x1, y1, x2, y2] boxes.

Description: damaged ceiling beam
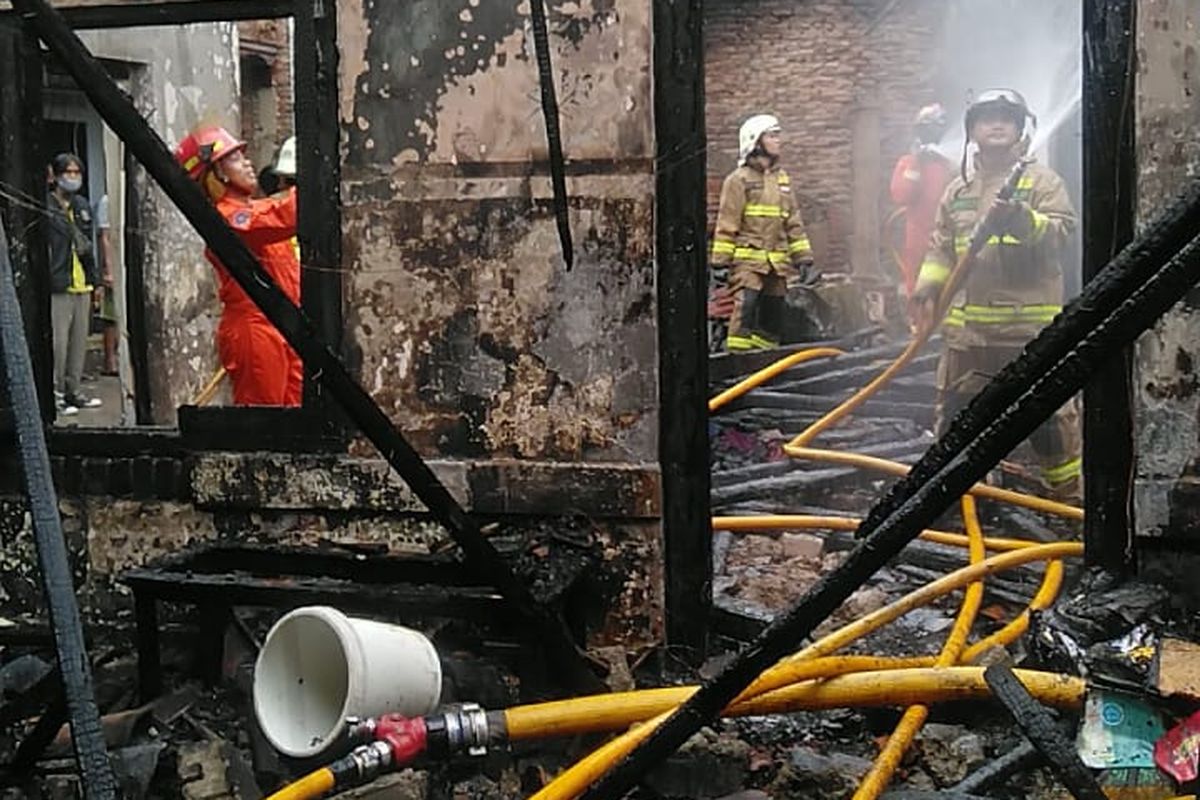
[[9, 0, 602, 694]]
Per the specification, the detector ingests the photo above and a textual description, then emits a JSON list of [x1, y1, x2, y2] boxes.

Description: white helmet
[[274, 136, 297, 177], [738, 114, 781, 166]]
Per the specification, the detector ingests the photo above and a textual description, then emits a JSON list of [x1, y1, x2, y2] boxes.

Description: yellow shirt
[[66, 206, 92, 294]]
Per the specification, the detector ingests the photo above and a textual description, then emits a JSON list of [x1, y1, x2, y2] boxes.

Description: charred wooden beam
[[1, 0, 295, 29], [655, 0, 710, 665], [124, 570, 510, 620], [122, 151, 154, 423], [1, 218, 116, 794], [0, 19, 50, 420], [178, 405, 343, 453], [1082, 0, 1137, 574], [984, 664, 1106, 800], [294, 0, 343, 413]]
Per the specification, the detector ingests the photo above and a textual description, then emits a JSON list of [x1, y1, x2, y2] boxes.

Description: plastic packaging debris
[[1033, 573, 1168, 687], [1088, 624, 1161, 689], [1154, 709, 1200, 785], [1077, 690, 1165, 769]]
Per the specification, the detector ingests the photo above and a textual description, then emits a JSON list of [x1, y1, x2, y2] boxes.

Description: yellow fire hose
[[522, 669, 1084, 800], [522, 321, 1077, 799], [709, 346, 844, 412], [530, 542, 1082, 800], [789, 334, 932, 448], [710, 512, 1038, 552], [504, 655, 928, 741], [263, 539, 1080, 800], [782, 444, 1083, 520], [269, 265, 1086, 800], [524, 672, 1084, 800], [263, 769, 335, 800], [710, 512, 1066, 665], [708, 343, 1082, 520], [779, 543, 1080, 667], [521, 322, 1082, 799], [852, 495, 986, 800], [789, 160, 1030, 449], [509, 666, 1084, 746]]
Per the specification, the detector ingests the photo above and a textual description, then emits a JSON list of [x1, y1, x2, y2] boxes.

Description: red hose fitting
[[374, 714, 428, 766]]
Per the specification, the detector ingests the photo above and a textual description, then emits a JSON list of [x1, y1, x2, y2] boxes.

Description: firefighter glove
[[794, 260, 818, 287], [993, 199, 1036, 241]]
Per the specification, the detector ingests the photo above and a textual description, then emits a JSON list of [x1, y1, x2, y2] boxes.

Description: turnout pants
[[728, 264, 787, 347], [935, 344, 1081, 500]]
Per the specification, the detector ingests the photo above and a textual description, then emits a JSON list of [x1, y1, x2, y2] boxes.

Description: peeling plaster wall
[[0, 0, 666, 657], [77, 25, 241, 423], [1134, 1, 1200, 559], [337, 0, 658, 462]]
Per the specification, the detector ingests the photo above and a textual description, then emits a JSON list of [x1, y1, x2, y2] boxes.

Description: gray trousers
[[51, 291, 91, 397]]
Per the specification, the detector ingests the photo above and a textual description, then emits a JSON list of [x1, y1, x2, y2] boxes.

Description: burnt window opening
[[0, 1, 344, 455]]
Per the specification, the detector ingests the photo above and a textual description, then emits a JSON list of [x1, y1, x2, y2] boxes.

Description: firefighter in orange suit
[[174, 125, 303, 406], [890, 103, 954, 297], [911, 89, 1080, 500], [711, 114, 813, 351]]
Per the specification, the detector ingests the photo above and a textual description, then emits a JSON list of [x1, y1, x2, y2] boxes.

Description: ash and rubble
[[1, 332, 1198, 800], [698, 331, 1199, 800], [699, 331, 1058, 799]]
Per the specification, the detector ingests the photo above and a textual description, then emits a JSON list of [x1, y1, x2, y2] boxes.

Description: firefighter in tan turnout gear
[[911, 89, 1081, 501], [711, 114, 813, 351]]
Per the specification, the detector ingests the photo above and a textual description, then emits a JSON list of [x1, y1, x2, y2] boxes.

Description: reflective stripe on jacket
[[915, 159, 1076, 347], [711, 163, 811, 275]]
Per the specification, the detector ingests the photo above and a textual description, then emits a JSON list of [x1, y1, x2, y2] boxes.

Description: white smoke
[[931, 0, 1082, 172]]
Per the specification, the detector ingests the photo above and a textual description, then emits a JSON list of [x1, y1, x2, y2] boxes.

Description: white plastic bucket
[[253, 606, 442, 758]]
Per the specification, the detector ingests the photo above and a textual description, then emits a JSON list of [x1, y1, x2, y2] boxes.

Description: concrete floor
[[53, 332, 127, 428]]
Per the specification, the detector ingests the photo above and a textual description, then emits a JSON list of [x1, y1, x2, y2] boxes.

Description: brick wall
[[237, 19, 294, 169], [705, 0, 943, 272]]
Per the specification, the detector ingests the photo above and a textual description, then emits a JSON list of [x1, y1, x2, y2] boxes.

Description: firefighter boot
[[753, 294, 785, 349], [726, 289, 764, 351]]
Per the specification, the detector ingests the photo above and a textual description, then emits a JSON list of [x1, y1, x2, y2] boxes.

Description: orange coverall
[[890, 149, 953, 296], [206, 188, 303, 406]]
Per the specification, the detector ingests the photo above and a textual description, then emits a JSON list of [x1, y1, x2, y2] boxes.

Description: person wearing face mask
[[46, 153, 103, 416], [174, 124, 302, 406]]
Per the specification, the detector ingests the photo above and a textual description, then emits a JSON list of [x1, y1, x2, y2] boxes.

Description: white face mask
[[57, 176, 82, 194]]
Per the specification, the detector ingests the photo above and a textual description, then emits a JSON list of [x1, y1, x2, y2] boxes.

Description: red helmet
[[174, 125, 246, 181]]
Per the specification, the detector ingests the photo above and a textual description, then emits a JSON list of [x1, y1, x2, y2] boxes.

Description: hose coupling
[[331, 740, 393, 786], [345, 716, 377, 743], [425, 703, 490, 758]]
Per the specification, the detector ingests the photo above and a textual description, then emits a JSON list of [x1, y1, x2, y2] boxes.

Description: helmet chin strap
[[751, 141, 778, 167], [202, 170, 227, 200]]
